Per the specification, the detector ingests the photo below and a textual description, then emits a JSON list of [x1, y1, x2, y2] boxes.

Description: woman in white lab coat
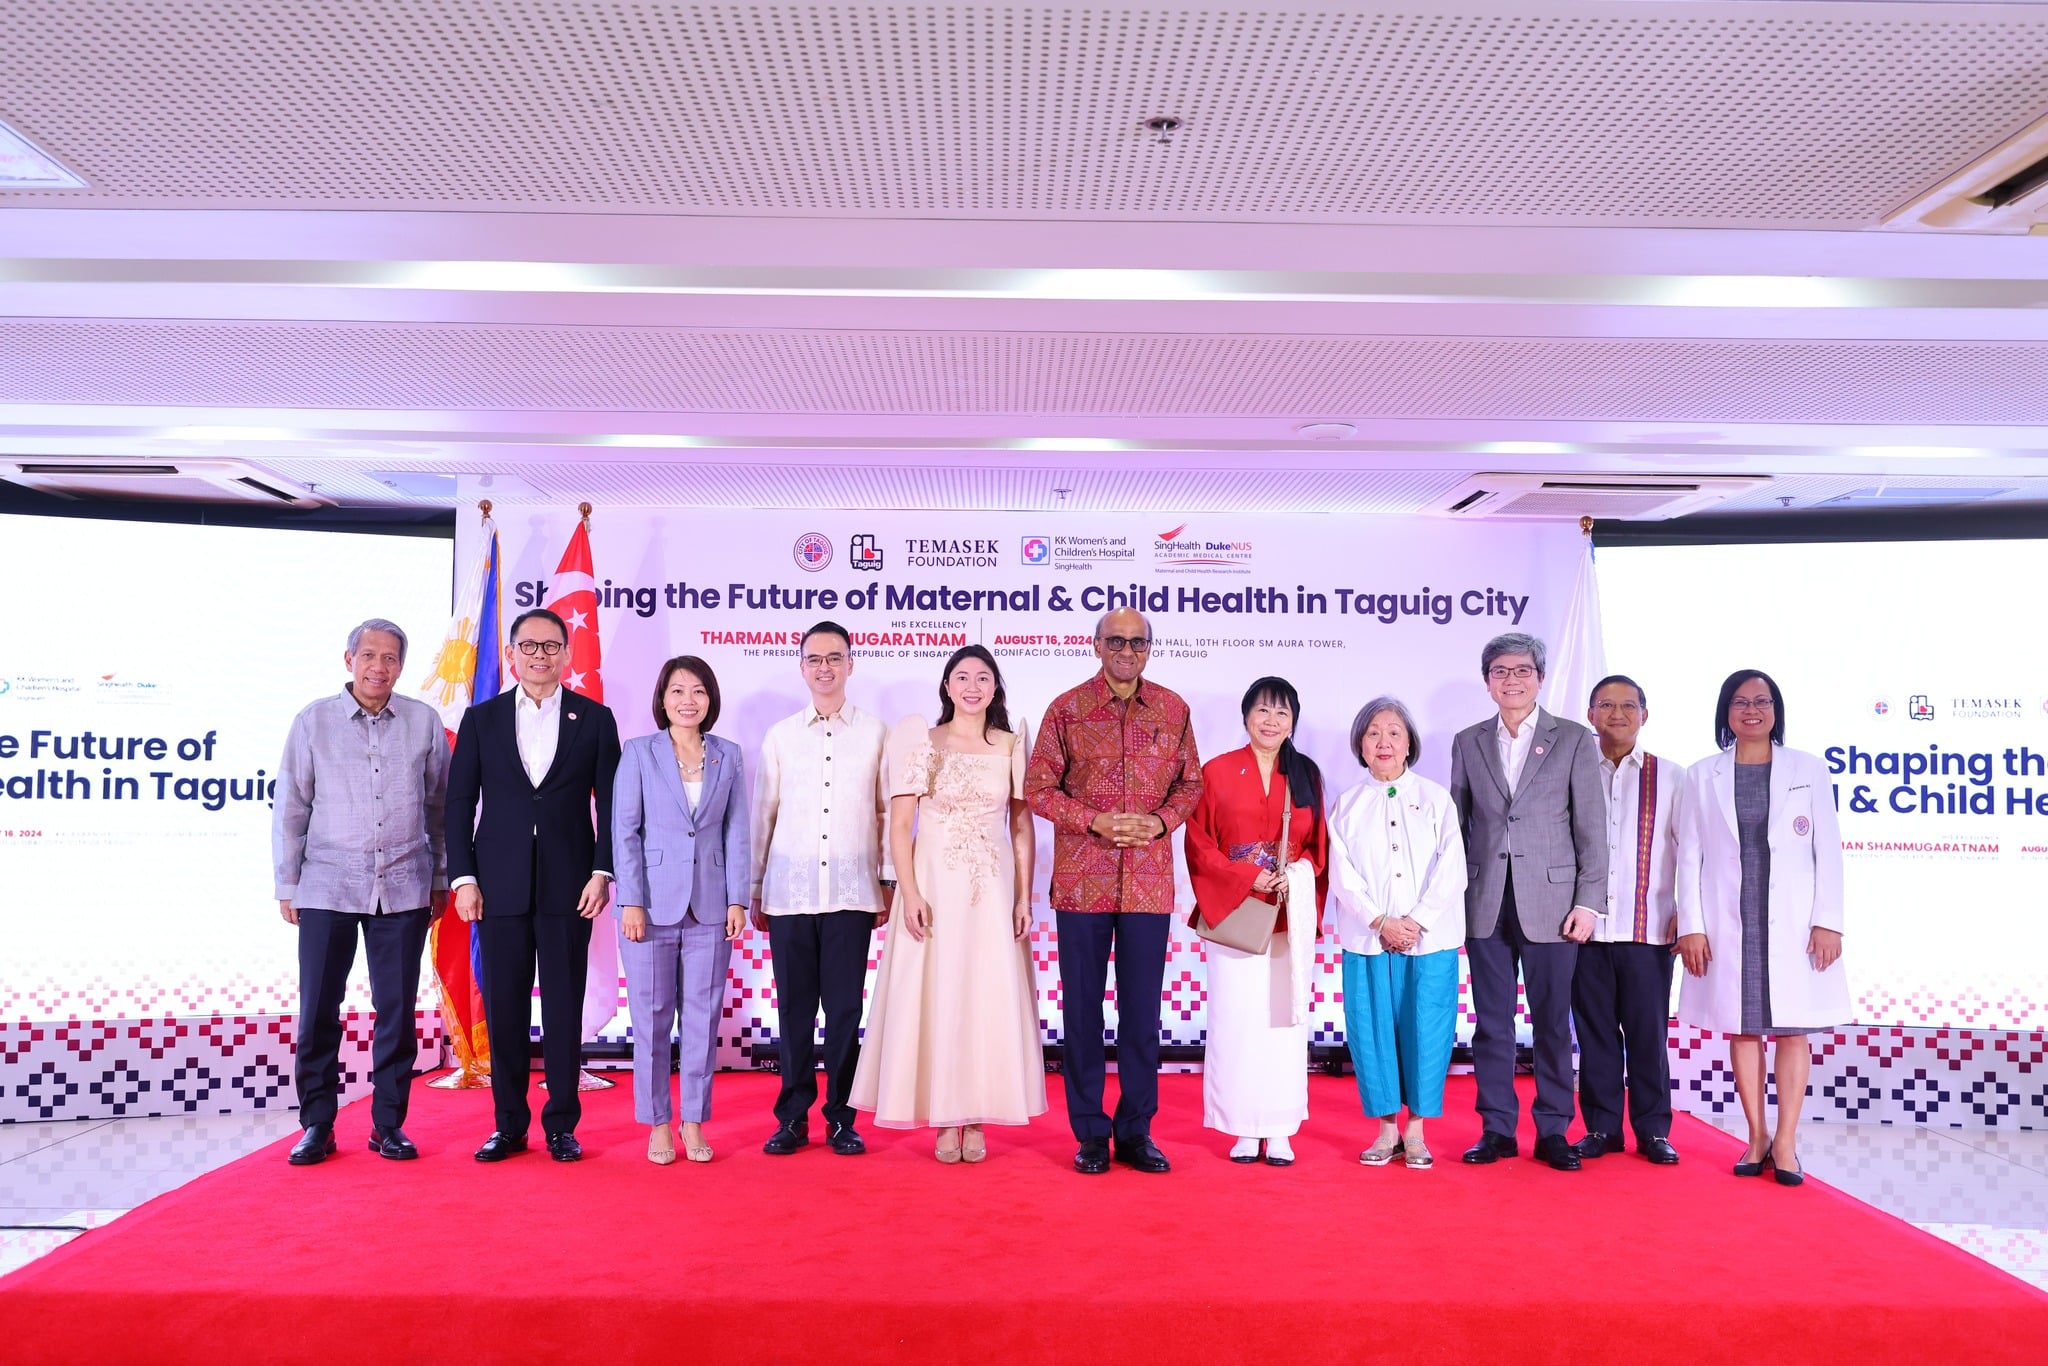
[[1675, 670, 1847, 1187], [1326, 697, 1467, 1170]]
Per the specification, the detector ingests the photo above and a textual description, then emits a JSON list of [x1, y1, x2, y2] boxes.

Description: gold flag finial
[[578, 501, 593, 520], [1579, 515, 1594, 537], [478, 499, 493, 520]]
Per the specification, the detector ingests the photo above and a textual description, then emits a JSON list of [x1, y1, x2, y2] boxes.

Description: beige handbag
[[1190, 801, 1290, 955]]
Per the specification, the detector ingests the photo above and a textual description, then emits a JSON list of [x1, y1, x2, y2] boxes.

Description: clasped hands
[[1089, 811, 1166, 848], [1373, 914, 1421, 953]]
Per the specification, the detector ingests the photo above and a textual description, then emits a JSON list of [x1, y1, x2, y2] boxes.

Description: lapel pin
[[568, 712, 578, 721], [1534, 745, 1545, 756]]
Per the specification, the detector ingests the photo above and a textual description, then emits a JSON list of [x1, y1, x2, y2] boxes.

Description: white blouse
[[1326, 769, 1468, 957]]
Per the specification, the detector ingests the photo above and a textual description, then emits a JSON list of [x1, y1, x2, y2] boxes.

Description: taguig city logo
[[793, 532, 833, 572]]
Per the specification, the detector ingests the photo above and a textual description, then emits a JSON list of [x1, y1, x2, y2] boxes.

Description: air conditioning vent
[[1885, 110, 2048, 234], [4, 457, 332, 506], [1428, 473, 1769, 521]]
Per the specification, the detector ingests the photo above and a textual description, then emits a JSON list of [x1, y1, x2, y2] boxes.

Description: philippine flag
[[418, 513, 503, 1085]]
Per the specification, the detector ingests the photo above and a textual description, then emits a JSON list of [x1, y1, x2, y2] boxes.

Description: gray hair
[[1480, 632, 1546, 680], [347, 618, 409, 664], [1349, 695, 1422, 768], [1094, 607, 1153, 638]]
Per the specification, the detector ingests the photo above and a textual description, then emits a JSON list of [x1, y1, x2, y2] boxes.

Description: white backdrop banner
[[462, 501, 1582, 1057]]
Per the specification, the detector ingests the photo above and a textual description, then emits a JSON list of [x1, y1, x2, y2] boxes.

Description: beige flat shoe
[[962, 1125, 987, 1163], [647, 1128, 677, 1166], [935, 1127, 963, 1164], [1403, 1140, 1434, 1170]]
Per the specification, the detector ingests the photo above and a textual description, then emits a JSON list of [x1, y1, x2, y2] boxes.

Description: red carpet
[[3, 1072, 2044, 1364]]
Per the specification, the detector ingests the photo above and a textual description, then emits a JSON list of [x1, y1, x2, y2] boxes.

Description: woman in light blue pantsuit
[[614, 655, 749, 1165]]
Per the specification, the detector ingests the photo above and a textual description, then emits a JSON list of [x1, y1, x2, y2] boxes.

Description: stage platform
[[2, 1072, 2043, 1364]]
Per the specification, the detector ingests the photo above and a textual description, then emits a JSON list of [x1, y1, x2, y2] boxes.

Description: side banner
[[462, 504, 1582, 1058]]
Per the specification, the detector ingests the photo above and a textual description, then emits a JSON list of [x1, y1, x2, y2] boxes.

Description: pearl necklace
[[670, 740, 705, 779]]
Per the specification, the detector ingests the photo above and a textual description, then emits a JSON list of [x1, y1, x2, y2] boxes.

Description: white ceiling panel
[[4, 1, 2047, 227], [3, 319, 2045, 426]]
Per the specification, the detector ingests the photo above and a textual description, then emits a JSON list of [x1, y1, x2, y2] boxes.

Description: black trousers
[[478, 912, 593, 1137], [1056, 910, 1170, 1145], [1466, 882, 1580, 1141], [1572, 940, 1676, 1142], [767, 910, 874, 1130], [294, 906, 431, 1132]]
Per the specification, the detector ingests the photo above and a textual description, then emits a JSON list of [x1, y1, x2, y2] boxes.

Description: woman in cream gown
[[850, 644, 1046, 1161]]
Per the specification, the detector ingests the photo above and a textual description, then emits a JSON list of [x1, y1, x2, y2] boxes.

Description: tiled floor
[[1, 1109, 2045, 1292], [1694, 1112, 2048, 1290], [0, 1112, 299, 1276]]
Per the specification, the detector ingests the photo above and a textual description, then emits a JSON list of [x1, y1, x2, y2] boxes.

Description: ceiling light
[[1479, 441, 1574, 456], [0, 120, 85, 188], [1295, 423, 1356, 441], [1010, 437, 1127, 452]]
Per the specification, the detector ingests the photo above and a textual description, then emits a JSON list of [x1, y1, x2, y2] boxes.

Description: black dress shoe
[[1572, 1131, 1623, 1160], [1461, 1131, 1518, 1165], [827, 1121, 867, 1156], [1112, 1137, 1171, 1174], [1641, 1136, 1680, 1165], [1534, 1135, 1582, 1171], [288, 1124, 337, 1166], [1073, 1139, 1111, 1174], [545, 1132, 582, 1163], [762, 1123, 809, 1156], [367, 1126, 419, 1161], [473, 1132, 528, 1163]]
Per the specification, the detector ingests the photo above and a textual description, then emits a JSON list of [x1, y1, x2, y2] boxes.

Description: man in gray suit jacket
[[1448, 632, 1608, 1171]]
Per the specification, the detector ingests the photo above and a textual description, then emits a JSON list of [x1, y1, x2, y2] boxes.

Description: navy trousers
[[1572, 940, 1676, 1142], [1056, 910, 1170, 1145], [294, 905, 431, 1132], [1465, 882, 1580, 1141]]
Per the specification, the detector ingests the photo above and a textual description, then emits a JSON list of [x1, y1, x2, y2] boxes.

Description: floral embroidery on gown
[[849, 716, 1048, 1128]]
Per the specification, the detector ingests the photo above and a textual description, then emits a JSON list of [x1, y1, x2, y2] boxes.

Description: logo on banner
[[1021, 536, 1051, 565], [851, 534, 884, 571], [1909, 694, 1934, 721], [1150, 520, 1254, 571], [1873, 699, 1890, 716], [793, 532, 833, 572]]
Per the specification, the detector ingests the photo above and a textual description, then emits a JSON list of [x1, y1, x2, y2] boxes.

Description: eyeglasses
[[1487, 665, 1537, 682], [1729, 697, 1776, 712], [1591, 701, 1643, 716], [802, 653, 848, 670], [1100, 635, 1151, 654], [514, 639, 565, 657]]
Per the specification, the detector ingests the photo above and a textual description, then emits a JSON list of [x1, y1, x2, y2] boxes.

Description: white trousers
[[1202, 930, 1309, 1138]]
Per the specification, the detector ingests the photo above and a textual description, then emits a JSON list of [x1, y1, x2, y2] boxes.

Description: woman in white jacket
[[1327, 697, 1467, 1170], [1675, 670, 1847, 1187]]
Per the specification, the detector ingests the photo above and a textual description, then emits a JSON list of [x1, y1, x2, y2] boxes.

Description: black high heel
[[1733, 1147, 1771, 1177], [1773, 1150, 1805, 1187]]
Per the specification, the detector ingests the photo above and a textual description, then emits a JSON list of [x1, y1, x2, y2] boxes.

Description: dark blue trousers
[[1056, 910, 1170, 1144], [294, 905, 431, 1132]]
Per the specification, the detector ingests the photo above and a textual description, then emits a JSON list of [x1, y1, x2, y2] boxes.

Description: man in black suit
[[447, 607, 621, 1163]]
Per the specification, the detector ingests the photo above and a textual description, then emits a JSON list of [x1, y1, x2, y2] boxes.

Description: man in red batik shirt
[[1026, 606, 1204, 1175]]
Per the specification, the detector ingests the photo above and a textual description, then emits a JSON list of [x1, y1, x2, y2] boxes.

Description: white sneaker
[[1264, 1136, 1295, 1165], [1229, 1136, 1262, 1162]]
